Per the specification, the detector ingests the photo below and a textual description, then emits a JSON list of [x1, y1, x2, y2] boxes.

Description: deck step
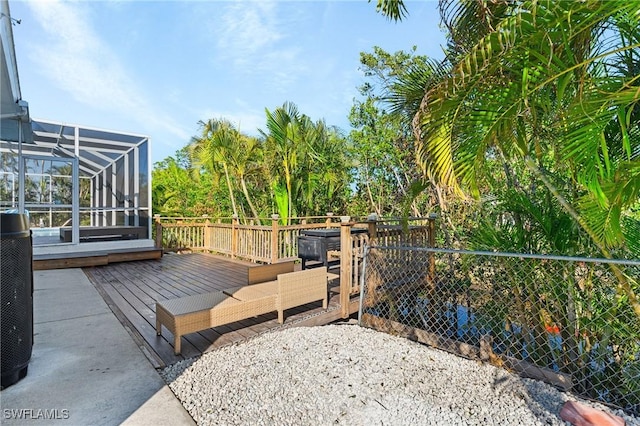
[[33, 248, 163, 270]]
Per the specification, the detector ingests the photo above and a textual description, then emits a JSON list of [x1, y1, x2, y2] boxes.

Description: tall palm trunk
[[239, 175, 260, 220], [364, 161, 381, 216], [222, 162, 238, 218], [284, 162, 292, 225]]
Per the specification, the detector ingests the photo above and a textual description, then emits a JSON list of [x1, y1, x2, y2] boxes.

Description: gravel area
[[162, 324, 639, 426]]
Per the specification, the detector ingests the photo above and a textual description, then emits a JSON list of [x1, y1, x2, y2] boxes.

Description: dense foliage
[[369, 1, 640, 413], [382, 0, 640, 314], [152, 103, 354, 223], [153, 0, 639, 260]]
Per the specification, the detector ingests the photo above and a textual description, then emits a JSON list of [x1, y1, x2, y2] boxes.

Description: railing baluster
[[157, 216, 432, 268]]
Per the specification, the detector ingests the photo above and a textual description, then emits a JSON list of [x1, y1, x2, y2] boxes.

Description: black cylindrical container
[[1, 213, 34, 389]]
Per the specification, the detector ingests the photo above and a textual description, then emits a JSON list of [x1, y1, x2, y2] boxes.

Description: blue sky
[[10, 0, 446, 164]]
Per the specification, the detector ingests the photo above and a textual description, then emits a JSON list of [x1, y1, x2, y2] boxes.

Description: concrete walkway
[[1, 269, 195, 426]]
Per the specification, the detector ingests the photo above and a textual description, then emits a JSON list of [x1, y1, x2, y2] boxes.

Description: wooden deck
[[84, 252, 357, 368]]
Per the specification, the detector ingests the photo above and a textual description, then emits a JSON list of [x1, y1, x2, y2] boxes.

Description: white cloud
[[25, 0, 190, 145], [206, 1, 308, 90], [216, 1, 283, 56]]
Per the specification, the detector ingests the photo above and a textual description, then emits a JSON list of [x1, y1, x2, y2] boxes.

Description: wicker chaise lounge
[[155, 267, 329, 354]]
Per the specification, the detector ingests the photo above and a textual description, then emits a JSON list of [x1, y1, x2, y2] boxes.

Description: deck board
[[84, 252, 353, 367]]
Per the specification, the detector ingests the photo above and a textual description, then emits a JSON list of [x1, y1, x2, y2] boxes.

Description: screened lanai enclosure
[[0, 119, 152, 249]]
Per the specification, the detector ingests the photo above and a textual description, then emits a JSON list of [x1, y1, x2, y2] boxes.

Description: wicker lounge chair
[[155, 267, 329, 354]]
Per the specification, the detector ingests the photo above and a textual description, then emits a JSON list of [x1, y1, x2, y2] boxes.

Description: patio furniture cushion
[[247, 261, 295, 284], [156, 267, 328, 354], [224, 280, 279, 300]]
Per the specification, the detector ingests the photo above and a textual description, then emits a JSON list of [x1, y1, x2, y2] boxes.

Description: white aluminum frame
[[21, 153, 78, 244]]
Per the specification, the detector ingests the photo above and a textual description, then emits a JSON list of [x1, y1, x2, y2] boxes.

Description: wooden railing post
[[367, 213, 378, 246], [203, 216, 211, 250], [154, 214, 162, 249], [271, 214, 279, 264], [339, 216, 352, 319], [325, 212, 333, 228], [428, 213, 436, 247], [231, 214, 239, 259]]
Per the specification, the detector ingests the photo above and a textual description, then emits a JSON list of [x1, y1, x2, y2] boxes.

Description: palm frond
[[386, 58, 449, 119], [622, 216, 640, 258], [370, 0, 408, 22]]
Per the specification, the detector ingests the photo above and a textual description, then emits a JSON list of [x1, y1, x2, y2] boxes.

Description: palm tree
[[229, 134, 263, 220], [190, 119, 240, 218], [307, 120, 352, 214], [388, 1, 640, 315], [294, 117, 353, 216], [262, 102, 301, 223], [262, 102, 354, 221]]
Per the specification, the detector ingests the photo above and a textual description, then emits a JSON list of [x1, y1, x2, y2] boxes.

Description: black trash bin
[[1, 213, 34, 389]]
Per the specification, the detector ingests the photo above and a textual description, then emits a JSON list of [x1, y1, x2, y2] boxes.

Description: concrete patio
[[0, 268, 194, 425]]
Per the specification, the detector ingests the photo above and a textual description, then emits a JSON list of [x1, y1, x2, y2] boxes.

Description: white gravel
[[162, 324, 639, 426]]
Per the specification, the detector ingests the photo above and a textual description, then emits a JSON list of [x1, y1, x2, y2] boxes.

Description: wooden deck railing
[[155, 214, 436, 319], [157, 215, 340, 262]]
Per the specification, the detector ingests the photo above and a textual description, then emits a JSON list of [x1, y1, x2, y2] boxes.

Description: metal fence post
[[427, 213, 436, 287], [358, 244, 370, 325]]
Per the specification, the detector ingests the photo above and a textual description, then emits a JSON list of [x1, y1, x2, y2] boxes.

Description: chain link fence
[[360, 246, 640, 416]]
